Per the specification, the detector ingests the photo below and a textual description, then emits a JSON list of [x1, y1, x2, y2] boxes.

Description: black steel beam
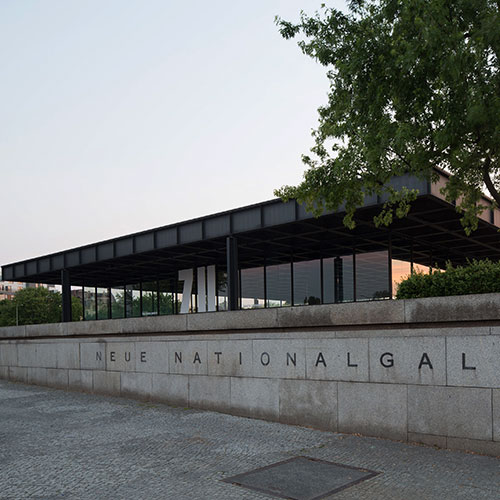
[[61, 269, 72, 323]]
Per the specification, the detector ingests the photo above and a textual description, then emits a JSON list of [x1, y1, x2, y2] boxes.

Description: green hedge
[[396, 259, 500, 299]]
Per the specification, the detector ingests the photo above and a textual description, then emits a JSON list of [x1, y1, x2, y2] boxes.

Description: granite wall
[[1, 294, 499, 457]]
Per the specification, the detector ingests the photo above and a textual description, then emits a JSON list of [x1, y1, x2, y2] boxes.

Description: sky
[[0, 0, 348, 266]]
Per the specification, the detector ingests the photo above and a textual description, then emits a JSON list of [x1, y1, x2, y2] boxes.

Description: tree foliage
[[275, 0, 500, 233], [0, 287, 83, 327]]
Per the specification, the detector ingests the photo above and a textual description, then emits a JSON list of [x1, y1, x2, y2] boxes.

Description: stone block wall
[[0, 294, 499, 457]]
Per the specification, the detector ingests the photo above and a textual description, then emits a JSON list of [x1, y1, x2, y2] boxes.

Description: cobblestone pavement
[[0, 380, 498, 500]]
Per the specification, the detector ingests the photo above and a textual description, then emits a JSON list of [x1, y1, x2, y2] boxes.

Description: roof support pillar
[[226, 236, 239, 311], [61, 269, 72, 322], [334, 257, 343, 303]]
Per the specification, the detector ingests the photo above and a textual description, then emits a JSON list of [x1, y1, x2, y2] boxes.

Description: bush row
[[396, 259, 500, 299]]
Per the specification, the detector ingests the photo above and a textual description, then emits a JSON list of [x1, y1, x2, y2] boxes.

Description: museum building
[[2, 170, 500, 322]]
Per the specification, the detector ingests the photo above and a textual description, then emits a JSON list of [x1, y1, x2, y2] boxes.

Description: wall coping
[[1, 293, 499, 340]]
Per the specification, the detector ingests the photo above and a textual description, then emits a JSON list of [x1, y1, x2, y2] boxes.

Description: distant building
[[0, 272, 56, 301], [0, 273, 25, 301]]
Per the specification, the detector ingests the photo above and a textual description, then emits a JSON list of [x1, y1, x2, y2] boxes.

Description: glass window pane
[[96, 287, 110, 320], [293, 259, 321, 306], [356, 251, 390, 301], [217, 269, 228, 312], [111, 287, 125, 319], [159, 279, 175, 315], [84, 286, 96, 320], [71, 287, 83, 321], [266, 263, 291, 308], [323, 258, 334, 304], [413, 263, 430, 274], [392, 259, 411, 297], [125, 284, 141, 317], [142, 281, 158, 316], [323, 255, 354, 303], [240, 267, 265, 309]]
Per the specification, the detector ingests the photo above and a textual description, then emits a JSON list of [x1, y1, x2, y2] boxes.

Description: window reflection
[[71, 287, 84, 321], [159, 279, 175, 315], [83, 286, 96, 321], [125, 284, 141, 317], [96, 287, 110, 320], [323, 255, 354, 303], [266, 263, 291, 308], [293, 260, 321, 306], [392, 259, 411, 297], [356, 251, 390, 300], [142, 281, 158, 316], [111, 287, 125, 319], [241, 267, 265, 309], [413, 263, 430, 274], [217, 269, 228, 311]]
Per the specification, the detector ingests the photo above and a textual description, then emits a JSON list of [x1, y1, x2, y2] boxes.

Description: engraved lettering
[[239, 352, 242, 365], [347, 352, 358, 367], [380, 352, 394, 368], [110, 351, 116, 362], [141, 352, 147, 363], [286, 352, 296, 367], [214, 352, 222, 364], [175, 352, 182, 363], [418, 352, 433, 370], [125, 352, 131, 362], [193, 352, 201, 364], [315, 352, 327, 367], [260, 352, 270, 366], [96, 352, 102, 362], [462, 352, 476, 370]]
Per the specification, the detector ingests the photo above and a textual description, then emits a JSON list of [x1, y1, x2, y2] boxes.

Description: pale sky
[[0, 0, 348, 266]]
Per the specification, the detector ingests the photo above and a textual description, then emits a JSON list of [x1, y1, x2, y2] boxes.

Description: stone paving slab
[[0, 380, 498, 500]]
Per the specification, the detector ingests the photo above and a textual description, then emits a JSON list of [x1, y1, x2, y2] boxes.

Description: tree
[[0, 287, 83, 326], [275, 0, 500, 233]]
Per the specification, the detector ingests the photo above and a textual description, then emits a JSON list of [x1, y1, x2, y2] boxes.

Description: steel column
[[334, 257, 343, 303], [226, 236, 239, 311], [61, 269, 72, 322]]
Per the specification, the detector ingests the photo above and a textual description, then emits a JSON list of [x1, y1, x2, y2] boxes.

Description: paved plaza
[[0, 380, 498, 499]]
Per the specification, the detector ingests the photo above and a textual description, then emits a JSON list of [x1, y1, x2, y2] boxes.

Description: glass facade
[[125, 284, 141, 318], [356, 251, 390, 301], [293, 259, 321, 306], [111, 287, 125, 319], [323, 255, 354, 303], [142, 281, 158, 316], [392, 259, 411, 297], [159, 279, 175, 315], [266, 263, 291, 308], [240, 267, 265, 309], [96, 287, 110, 320], [71, 287, 84, 321], [217, 269, 228, 312], [83, 286, 96, 320], [77, 249, 424, 320]]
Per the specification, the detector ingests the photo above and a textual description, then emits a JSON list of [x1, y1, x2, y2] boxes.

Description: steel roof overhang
[[3, 174, 500, 287]]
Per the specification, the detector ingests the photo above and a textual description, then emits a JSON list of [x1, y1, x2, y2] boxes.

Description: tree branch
[[482, 157, 500, 206]]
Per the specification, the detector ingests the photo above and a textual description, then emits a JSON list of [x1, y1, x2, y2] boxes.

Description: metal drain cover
[[222, 456, 379, 499]]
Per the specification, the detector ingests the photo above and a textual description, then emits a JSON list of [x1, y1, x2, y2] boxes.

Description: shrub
[[396, 259, 500, 299]]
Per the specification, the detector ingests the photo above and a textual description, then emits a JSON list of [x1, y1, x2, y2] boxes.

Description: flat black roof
[[3, 173, 500, 287]]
